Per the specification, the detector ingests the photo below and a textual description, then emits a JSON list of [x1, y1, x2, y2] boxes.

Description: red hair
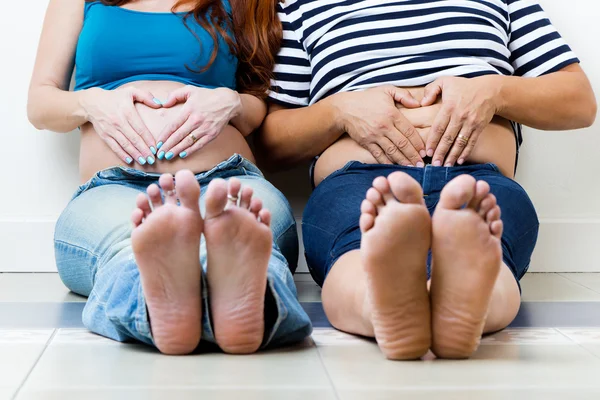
[[87, 0, 282, 98]]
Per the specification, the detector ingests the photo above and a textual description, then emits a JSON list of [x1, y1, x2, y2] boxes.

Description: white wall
[[0, 0, 598, 273]]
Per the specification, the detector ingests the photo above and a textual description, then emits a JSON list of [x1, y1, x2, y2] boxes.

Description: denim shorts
[[302, 162, 540, 289]]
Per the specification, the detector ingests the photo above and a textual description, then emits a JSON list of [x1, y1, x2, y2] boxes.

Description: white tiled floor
[[2, 273, 600, 399]]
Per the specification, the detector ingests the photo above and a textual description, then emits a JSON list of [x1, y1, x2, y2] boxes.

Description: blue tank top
[[74, 1, 237, 91]]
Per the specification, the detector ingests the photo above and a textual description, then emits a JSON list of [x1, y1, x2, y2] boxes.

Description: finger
[[131, 89, 162, 109], [103, 134, 134, 165], [156, 110, 191, 149], [444, 126, 472, 167], [159, 118, 198, 161], [160, 86, 192, 108], [364, 143, 393, 165], [125, 107, 157, 154], [378, 135, 413, 167], [393, 114, 426, 161], [170, 128, 217, 159], [457, 126, 484, 165], [110, 130, 145, 165], [120, 120, 154, 163], [390, 87, 421, 109], [432, 116, 462, 167], [421, 80, 442, 106], [426, 106, 452, 158]]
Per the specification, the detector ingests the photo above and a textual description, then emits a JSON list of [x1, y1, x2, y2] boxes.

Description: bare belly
[[314, 87, 516, 186], [79, 81, 254, 183]]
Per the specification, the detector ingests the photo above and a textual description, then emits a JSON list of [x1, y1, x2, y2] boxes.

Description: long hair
[[86, 0, 282, 98]]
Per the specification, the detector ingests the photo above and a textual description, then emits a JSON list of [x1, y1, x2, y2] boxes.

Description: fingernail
[[150, 147, 156, 155], [138, 157, 146, 165], [153, 98, 162, 105], [179, 151, 187, 159], [165, 151, 174, 160], [458, 158, 465, 165], [157, 142, 163, 150], [433, 160, 441, 167], [427, 149, 434, 157], [417, 162, 425, 168], [445, 162, 452, 167], [157, 151, 165, 160], [420, 150, 427, 158], [125, 157, 133, 164], [147, 156, 155, 165]]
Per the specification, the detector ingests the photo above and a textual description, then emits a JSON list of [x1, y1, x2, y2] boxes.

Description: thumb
[[421, 80, 443, 106], [391, 88, 421, 109], [131, 89, 162, 109], [161, 86, 192, 108]]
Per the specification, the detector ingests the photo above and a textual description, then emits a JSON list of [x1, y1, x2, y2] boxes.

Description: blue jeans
[[54, 154, 312, 349], [303, 162, 539, 291]]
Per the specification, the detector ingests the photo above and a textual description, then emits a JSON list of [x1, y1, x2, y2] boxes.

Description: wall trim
[[1, 219, 599, 273]]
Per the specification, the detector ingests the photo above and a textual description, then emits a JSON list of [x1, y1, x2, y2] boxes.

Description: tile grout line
[[554, 327, 600, 361], [12, 329, 58, 400], [557, 273, 600, 295], [314, 341, 341, 400]]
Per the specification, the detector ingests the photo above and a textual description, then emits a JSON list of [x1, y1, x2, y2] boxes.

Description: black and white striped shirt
[[269, 0, 579, 109]]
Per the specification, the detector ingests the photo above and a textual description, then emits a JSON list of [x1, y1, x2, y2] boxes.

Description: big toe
[[387, 171, 424, 204], [437, 175, 477, 210], [174, 170, 200, 210], [205, 179, 228, 220]]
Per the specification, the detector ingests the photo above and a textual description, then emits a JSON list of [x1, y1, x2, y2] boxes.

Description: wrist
[[217, 87, 243, 118], [487, 75, 509, 115], [323, 92, 351, 133], [77, 87, 100, 121]]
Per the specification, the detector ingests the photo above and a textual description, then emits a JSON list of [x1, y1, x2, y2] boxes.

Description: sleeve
[[268, 5, 312, 108], [507, 0, 579, 77]]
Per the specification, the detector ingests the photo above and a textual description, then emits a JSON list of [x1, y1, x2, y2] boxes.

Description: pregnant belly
[[314, 87, 517, 186], [79, 80, 254, 183]]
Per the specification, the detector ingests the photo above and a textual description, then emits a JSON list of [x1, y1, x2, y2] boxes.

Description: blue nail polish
[[179, 151, 187, 159], [138, 157, 146, 165], [165, 152, 174, 160], [147, 156, 155, 165], [150, 147, 157, 155], [152, 98, 162, 105], [157, 151, 165, 160], [157, 142, 163, 149], [125, 157, 133, 164]]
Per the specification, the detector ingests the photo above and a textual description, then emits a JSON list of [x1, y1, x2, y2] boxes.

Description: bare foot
[[131, 170, 202, 355], [360, 172, 432, 360], [204, 178, 273, 354], [430, 175, 503, 359]]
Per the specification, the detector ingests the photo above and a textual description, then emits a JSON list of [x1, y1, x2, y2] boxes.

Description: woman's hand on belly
[[420, 76, 502, 167], [153, 86, 242, 160]]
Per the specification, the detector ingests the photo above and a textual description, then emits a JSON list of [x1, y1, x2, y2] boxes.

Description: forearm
[[27, 85, 88, 132], [495, 67, 597, 130], [230, 93, 267, 136], [258, 97, 343, 168]]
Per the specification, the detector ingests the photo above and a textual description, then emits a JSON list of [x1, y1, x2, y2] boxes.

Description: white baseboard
[[1, 219, 599, 273]]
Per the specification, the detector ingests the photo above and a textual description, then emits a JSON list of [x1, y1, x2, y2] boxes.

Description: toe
[[147, 184, 163, 210], [361, 199, 377, 216], [372, 177, 394, 204], [478, 194, 497, 219], [437, 175, 477, 210], [159, 174, 177, 205], [360, 213, 375, 233], [366, 188, 385, 212], [136, 193, 152, 218], [239, 187, 254, 210], [131, 208, 144, 227], [205, 178, 228, 220], [387, 171, 424, 204], [174, 170, 201, 211], [258, 209, 271, 227], [226, 178, 242, 209], [486, 206, 501, 225], [249, 197, 263, 219], [467, 181, 490, 211], [490, 220, 503, 238]]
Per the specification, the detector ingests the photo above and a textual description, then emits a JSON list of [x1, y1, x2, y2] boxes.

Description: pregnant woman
[[27, 0, 312, 355], [259, 0, 596, 360]]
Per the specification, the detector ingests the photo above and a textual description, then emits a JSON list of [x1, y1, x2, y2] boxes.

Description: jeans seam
[[54, 239, 100, 260]]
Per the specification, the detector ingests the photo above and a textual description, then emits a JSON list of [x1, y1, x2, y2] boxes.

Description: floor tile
[[0, 303, 84, 329], [338, 388, 600, 400], [557, 328, 600, 343], [17, 388, 337, 400], [0, 274, 85, 303], [318, 343, 600, 390], [520, 273, 600, 302], [560, 273, 600, 294], [578, 344, 600, 358], [0, 388, 15, 400], [23, 336, 332, 390], [311, 328, 373, 347], [296, 281, 322, 302], [481, 328, 573, 345]]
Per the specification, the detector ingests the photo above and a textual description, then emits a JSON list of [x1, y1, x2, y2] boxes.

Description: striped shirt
[[269, 0, 579, 110]]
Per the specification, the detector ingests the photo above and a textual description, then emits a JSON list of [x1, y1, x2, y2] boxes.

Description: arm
[[230, 93, 267, 136]]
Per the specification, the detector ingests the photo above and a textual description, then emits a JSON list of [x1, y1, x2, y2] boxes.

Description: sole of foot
[[131, 170, 203, 355], [430, 175, 503, 359], [360, 172, 432, 360], [204, 178, 273, 354]]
